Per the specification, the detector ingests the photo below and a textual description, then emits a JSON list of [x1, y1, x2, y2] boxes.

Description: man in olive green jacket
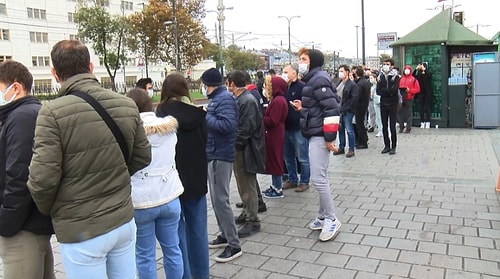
[[27, 40, 151, 279]]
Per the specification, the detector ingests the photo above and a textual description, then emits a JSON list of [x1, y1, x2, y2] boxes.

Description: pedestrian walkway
[[2, 128, 500, 279]]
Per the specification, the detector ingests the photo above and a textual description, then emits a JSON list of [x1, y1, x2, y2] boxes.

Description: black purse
[[69, 91, 129, 163]]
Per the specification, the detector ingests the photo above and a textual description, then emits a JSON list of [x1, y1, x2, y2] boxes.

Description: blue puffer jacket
[[300, 67, 340, 142], [205, 86, 238, 162]]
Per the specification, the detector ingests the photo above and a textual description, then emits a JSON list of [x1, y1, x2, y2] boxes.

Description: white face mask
[[281, 73, 289, 83], [338, 71, 345, 80], [382, 65, 390, 73], [298, 63, 309, 75], [147, 89, 153, 97], [201, 85, 208, 96], [369, 77, 376, 84], [0, 84, 16, 107], [404, 69, 410, 75]]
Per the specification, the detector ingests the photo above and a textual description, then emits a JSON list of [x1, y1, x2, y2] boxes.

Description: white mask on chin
[[298, 63, 309, 75]]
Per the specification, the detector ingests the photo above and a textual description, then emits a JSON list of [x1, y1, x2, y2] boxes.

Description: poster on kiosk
[[472, 52, 500, 128]]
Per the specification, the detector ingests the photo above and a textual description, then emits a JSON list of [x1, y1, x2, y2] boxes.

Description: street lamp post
[[171, 0, 179, 71], [137, 2, 148, 77], [361, 0, 366, 65], [355, 25, 359, 64], [278, 15, 300, 64]]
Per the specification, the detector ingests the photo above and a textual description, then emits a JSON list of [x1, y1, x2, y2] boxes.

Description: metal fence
[[33, 80, 202, 101]]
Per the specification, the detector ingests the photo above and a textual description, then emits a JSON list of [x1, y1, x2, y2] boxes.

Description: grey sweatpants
[[309, 136, 337, 221], [208, 160, 240, 248]]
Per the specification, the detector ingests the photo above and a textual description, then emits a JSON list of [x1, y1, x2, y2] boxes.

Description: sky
[[201, 0, 499, 59]]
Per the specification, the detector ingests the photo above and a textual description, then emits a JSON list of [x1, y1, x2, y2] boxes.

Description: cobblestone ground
[[2, 128, 500, 279]]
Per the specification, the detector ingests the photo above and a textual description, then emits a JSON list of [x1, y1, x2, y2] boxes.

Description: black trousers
[[381, 104, 398, 149], [355, 108, 368, 146], [418, 94, 432, 122]]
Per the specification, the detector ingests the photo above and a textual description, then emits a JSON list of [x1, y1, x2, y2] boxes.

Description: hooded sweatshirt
[[398, 65, 420, 100]]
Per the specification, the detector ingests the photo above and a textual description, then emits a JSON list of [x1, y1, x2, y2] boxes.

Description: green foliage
[[127, 0, 207, 71], [224, 45, 266, 71], [74, 2, 127, 91]]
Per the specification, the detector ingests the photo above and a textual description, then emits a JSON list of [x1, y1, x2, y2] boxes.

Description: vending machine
[[472, 52, 500, 128]]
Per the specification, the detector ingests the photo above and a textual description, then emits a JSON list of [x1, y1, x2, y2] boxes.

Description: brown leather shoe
[[282, 181, 298, 190], [346, 150, 355, 158], [295, 184, 310, 192]]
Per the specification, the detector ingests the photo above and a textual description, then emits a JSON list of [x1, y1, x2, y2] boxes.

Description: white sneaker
[[309, 217, 324, 231], [425, 122, 430, 129], [376, 131, 382, 137], [420, 122, 425, 129], [319, 218, 342, 241]]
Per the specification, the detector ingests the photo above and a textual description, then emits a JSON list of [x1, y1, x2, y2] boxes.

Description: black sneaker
[[381, 147, 391, 154], [234, 214, 247, 225], [258, 201, 267, 213], [214, 246, 242, 263], [208, 235, 228, 249], [237, 221, 261, 238], [389, 148, 396, 155]]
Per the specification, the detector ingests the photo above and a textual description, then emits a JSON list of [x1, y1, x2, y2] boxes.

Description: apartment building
[[0, 0, 171, 92]]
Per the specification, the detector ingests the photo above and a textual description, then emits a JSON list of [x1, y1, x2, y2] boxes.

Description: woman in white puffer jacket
[[126, 88, 184, 279]]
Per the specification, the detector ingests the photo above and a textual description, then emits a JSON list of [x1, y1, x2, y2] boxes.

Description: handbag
[[69, 91, 129, 163]]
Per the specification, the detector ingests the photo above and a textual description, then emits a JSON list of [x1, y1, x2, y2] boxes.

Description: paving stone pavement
[[2, 127, 500, 279]]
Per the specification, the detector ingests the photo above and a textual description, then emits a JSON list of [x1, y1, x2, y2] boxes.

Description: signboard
[[377, 32, 397, 50]]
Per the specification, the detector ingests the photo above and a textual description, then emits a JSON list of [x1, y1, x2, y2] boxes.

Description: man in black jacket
[[354, 67, 371, 149], [376, 58, 400, 155], [0, 60, 55, 279], [228, 70, 265, 239]]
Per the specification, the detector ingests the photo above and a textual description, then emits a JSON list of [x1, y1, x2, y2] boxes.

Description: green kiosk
[[390, 9, 497, 128]]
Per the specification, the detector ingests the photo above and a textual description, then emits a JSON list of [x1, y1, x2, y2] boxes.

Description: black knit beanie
[[201, 68, 223, 86]]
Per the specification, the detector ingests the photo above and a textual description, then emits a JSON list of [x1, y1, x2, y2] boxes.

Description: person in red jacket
[[397, 65, 420, 133]]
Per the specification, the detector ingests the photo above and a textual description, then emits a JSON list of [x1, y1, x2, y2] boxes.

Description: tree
[[74, 0, 127, 92], [223, 45, 266, 72], [128, 0, 207, 72]]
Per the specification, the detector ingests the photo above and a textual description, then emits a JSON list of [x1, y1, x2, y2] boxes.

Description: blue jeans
[[59, 219, 136, 279], [178, 195, 209, 279], [135, 198, 183, 279], [272, 175, 283, 190], [338, 111, 355, 151], [284, 130, 310, 185]]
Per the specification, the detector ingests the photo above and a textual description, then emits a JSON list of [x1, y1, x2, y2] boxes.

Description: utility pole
[[355, 25, 359, 64], [361, 0, 366, 65], [172, 0, 179, 71], [278, 15, 300, 64]]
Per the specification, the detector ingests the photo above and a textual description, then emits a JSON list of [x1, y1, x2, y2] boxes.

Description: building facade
[[0, 0, 180, 93]]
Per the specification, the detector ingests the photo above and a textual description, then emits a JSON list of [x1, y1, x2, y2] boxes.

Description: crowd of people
[[0, 39, 434, 278]]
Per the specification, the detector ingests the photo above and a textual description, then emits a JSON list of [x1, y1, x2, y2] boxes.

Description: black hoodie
[[156, 101, 208, 199], [0, 96, 54, 236]]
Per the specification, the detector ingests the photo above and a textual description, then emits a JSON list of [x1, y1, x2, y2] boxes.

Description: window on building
[[121, 1, 133, 10], [0, 29, 9, 41], [29, 31, 49, 43], [0, 55, 12, 63], [32, 56, 50, 67], [33, 79, 53, 93], [0, 4, 6, 15], [69, 34, 82, 41], [68, 12, 74, 22], [27, 7, 47, 19]]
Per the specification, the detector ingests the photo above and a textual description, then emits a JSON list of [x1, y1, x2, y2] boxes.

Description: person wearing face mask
[[413, 62, 433, 129], [136, 77, 154, 97], [200, 68, 243, 263], [376, 58, 401, 155], [281, 64, 310, 193], [334, 65, 360, 158], [291, 47, 342, 242], [397, 65, 420, 133], [0, 60, 55, 279]]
